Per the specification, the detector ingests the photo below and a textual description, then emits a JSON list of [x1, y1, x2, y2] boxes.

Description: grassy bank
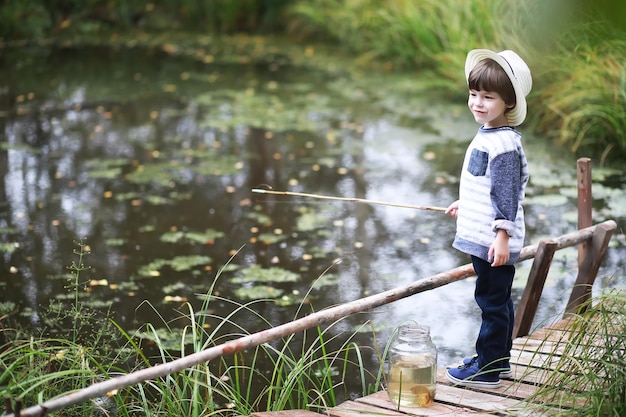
[[0, 243, 385, 416], [284, 0, 626, 160], [1, 0, 625, 158]]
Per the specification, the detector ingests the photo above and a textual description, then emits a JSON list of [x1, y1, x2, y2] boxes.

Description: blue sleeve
[[490, 151, 521, 224]]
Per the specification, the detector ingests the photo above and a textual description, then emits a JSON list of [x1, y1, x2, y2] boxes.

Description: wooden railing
[[5, 159, 618, 417]]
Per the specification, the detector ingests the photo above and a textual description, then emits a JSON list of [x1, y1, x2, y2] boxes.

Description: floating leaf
[[160, 231, 185, 243], [170, 255, 212, 271], [163, 295, 187, 303], [0, 242, 19, 254], [232, 265, 300, 284], [257, 232, 286, 245], [524, 194, 569, 207], [311, 273, 338, 288], [161, 229, 224, 244], [137, 259, 169, 277], [87, 167, 122, 179], [131, 327, 195, 350], [233, 285, 284, 300], [296, 211, 331, 232]]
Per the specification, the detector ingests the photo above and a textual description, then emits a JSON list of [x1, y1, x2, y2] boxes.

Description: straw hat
[[465, 49, 532, 126]]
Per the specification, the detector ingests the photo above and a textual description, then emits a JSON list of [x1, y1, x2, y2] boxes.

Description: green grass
[[285, 0, 626, 156], [519, 289, 626, 416], [533, 27, 626, 160], [0, 244, 385, 416]]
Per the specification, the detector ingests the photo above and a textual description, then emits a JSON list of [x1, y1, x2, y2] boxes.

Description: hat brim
[[465, 49, 527, 126]]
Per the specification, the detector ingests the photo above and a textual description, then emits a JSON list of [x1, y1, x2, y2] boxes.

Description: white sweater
[[453, 126, 529, 264]]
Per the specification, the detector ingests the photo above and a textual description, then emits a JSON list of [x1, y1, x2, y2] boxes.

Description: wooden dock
[[251, 314, 610, 417]]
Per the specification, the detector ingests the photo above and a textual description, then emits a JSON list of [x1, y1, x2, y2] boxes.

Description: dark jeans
[[472, 255, 515, 372]]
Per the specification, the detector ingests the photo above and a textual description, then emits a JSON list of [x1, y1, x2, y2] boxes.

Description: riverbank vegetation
[[1, 0, 626, 159], [1, 243, 385, 416], [523, 290, 626, 416]]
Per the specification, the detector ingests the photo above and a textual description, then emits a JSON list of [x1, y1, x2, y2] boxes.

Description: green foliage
[[3, 0, 626, 154], [0, 241, 121, 416], [285, 0, 626, 156], [0, 243, 385, 416], [522, 290, 626, 416], [533, 28, 626, 157], [0, 0, 50, 38], [0, 0, 289, 39], [119, 258, 385, 416]]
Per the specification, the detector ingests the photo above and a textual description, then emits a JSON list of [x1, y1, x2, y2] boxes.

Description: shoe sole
[[446, 362, 512, 379], [499, 369, 513, 379], [445, 369, 501, 389]]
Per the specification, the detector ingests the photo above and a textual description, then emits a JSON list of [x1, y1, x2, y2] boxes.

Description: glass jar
[[386, 324, 437, 407]]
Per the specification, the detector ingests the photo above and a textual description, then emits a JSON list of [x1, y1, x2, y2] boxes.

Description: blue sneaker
[[445, 361, 501, 388], [447, 355, 512, 379]]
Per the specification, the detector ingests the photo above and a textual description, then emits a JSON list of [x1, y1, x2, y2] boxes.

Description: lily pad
[[87, 167, 123, 179], [137, 255, 212, 276], [138, 259, 169, 277], [131, 327, 195, 350], [233, 285, 284, 300], [310, 273, 339, 288], [232, 265, 300, 284], [296, 210, 332, 232], [524, 194, 569, 207], [258, 232, 286, 244], [170, 255, 212, 272], [0, 242, 19, 254], [604, 192, 626, 217], [160, 229, 224, 244]]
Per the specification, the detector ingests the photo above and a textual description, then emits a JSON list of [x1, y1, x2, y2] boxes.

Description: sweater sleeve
[[489, 151, 521, 235]]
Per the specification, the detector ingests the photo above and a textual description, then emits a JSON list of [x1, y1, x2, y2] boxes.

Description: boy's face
[[468, 89, 513, 128]]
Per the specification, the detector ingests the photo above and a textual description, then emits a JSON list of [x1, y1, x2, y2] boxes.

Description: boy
[[444, 49, 532, 388]]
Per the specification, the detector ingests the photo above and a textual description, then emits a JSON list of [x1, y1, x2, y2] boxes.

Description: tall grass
[[0, 241, 122, 416], [532, 27, 626, 159], [0, 245, 385, 416], [521, 289, 626, 416], [116, 259, 385, 416], [286, 0, 626, 156]]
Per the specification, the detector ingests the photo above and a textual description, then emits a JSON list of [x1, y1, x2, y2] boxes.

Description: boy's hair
[[467, 58, 516, 107]]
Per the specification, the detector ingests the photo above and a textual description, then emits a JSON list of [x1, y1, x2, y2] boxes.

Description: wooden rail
[[5, 159, 618, 416]]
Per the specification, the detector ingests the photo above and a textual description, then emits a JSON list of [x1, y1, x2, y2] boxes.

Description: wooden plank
[[510, 349, 563, 370], [442, 378, 539, 401], [513, 239, 558, 338], [329, 399, 406, 417], [351, 390, 499, 417], [251, 411, 326, 417], [432, 384, 522, 414], [506, 365, 546, 386]]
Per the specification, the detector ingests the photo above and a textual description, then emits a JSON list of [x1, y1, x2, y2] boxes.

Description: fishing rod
[[251, 187, 447, 212]]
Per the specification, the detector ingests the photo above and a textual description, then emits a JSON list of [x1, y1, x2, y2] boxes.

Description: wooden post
[[565, 221, 616, 315], [577, 158, 592, 267], [513, 239, 558, 338]]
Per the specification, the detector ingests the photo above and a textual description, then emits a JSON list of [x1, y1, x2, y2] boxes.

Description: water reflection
[[1, 44, 624, 392]]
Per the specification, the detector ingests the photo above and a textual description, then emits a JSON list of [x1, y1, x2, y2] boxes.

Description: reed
[[114, 273, 383, 415], [0, 243, 384, 416], [532, 27, 626, 158], [521, 289, 626, 416]]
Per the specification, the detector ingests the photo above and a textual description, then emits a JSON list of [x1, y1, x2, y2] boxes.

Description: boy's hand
[[445, 200, 459, 219], [489, 229, 510, 267]]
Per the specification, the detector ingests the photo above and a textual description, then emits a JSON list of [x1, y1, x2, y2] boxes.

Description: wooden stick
[[251, 188, 447, 212]]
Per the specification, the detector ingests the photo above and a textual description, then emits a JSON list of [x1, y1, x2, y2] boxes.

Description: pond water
[[1, 39, 625, 398]]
